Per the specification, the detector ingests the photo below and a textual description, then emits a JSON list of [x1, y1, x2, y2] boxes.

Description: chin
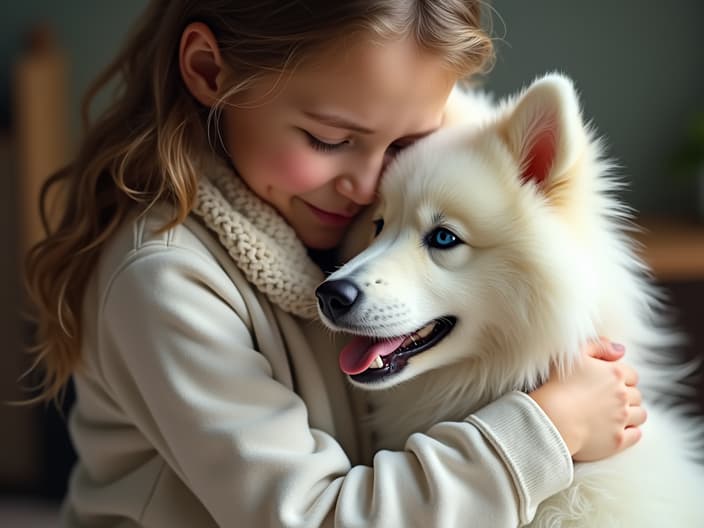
[[298, 222, 350, 251]]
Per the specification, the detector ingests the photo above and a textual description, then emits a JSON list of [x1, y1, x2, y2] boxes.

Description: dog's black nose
[[315, 279, 361, 321]]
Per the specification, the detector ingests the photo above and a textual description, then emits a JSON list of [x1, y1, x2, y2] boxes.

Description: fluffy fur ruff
[[317, 73, 704, 527]]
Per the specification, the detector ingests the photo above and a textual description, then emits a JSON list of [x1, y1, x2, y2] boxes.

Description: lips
[[306, 203, 356, 227]]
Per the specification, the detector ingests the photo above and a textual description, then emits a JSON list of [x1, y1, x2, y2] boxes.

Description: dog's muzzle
[[316, 277, 457, 383]]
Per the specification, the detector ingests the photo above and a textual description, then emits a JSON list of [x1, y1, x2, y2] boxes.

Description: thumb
[[588, 338, 626, 361]]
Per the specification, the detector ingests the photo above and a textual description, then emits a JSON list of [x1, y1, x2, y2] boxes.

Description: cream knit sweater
[[192, 161, 323, 319], [62, 160, 573, 527]]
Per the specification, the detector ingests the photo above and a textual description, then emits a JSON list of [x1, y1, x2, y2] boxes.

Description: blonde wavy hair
[[25, 0, 495, 402]]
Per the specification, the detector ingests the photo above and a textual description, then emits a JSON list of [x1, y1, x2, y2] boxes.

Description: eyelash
[[304, 131, 347, 153], [302, 130, 412, 156]]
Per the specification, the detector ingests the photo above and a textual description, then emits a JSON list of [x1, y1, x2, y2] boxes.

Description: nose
[[337, 153, 387, 205], [315, 279, 361, 321]]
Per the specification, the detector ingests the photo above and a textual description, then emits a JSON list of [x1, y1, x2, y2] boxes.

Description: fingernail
[[611, 342, 625, 352]]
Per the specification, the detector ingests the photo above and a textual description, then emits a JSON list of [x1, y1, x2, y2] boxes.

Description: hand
[[528, 338, 646, 462]]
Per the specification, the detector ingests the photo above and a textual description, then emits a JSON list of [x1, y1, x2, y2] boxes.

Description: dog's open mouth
[[339, 317, 457, 383]]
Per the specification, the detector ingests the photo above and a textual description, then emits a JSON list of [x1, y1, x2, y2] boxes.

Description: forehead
[[280, 36, 457, 133]]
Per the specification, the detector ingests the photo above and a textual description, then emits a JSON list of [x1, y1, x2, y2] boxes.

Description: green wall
[[2, 0, 703, 215], [488, 1, 704, 216]]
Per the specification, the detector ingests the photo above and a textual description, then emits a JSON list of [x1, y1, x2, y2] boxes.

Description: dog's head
[[317, 73, 615, 389]]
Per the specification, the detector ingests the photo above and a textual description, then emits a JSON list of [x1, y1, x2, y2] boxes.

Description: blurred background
[[1, 1, 703, 525]]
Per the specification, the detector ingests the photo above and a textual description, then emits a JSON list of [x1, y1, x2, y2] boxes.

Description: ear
[[179, 22, 225, 107], [502, 73, 585, 188]]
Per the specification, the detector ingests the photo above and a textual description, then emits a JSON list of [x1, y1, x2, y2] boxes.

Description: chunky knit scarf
[[191, 161, 323, 319]]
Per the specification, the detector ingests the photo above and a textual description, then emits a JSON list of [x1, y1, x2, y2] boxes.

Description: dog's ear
[[442, 84, 496, 129], [501, 73, 586, 188]]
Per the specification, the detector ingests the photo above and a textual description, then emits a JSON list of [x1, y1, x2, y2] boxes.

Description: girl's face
[[222, 36, 457, 249]]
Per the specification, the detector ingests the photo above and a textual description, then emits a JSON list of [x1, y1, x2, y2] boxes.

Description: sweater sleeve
[[98, 245, 572, 527]]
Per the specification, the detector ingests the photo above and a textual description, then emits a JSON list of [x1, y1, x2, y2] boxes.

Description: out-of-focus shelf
[[634, 217, 704, 282]]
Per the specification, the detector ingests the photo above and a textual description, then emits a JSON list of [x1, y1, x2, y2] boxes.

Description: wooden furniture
[[634, 217, 704, 282], [634, 216, 704, 416], [14, 25, 69, 256], [0, 24, 69, 494]]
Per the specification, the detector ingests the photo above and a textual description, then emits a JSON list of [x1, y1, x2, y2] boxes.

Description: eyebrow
[[303, 111, 375, 134]]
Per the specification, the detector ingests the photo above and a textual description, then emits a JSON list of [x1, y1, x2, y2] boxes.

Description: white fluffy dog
[[316, 73, 704, 527]]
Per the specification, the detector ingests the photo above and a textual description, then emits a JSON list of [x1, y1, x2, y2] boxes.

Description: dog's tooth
[[416, 323, 435, 339], [369, 356, 384, 369], [399, 324, 434, 349], [401, 334, 417, 348]]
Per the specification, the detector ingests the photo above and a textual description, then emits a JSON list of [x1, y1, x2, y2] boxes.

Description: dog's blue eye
[[427, 227, 461, 249], [373, 218, 384, 237]]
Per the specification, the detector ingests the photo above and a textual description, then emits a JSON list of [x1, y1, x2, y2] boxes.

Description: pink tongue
[[339, 335, 406, 375]]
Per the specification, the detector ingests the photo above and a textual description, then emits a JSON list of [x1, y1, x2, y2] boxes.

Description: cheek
[[268, 146, 333, 192]]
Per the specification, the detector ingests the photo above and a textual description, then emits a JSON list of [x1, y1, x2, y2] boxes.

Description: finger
[[627, 406, 648, 428], [621, 364, 639, 386], [618, 426, 643, 452], [587, 338, 625, 361], [627, 386, 642, 406]]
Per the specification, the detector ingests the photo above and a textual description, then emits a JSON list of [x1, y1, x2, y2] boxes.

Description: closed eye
[[384, 139, 417, 160], [302, 130, 348, 152]]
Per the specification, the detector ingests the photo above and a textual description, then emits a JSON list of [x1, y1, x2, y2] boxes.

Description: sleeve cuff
[[466, 391, 573, 524]]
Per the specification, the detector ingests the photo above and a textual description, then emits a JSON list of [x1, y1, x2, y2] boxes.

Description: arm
[[99, 246, 572, 527]]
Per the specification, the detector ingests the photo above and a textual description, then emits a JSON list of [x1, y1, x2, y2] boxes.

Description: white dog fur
[[316, 73, 704, 527]]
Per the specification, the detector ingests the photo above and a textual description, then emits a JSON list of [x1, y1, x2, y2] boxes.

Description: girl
[[26, 1, 646, 526]]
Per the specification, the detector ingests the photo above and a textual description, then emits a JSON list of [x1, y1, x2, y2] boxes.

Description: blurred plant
[[669, 111, 704, 180], [669, 111, 704, 219]]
